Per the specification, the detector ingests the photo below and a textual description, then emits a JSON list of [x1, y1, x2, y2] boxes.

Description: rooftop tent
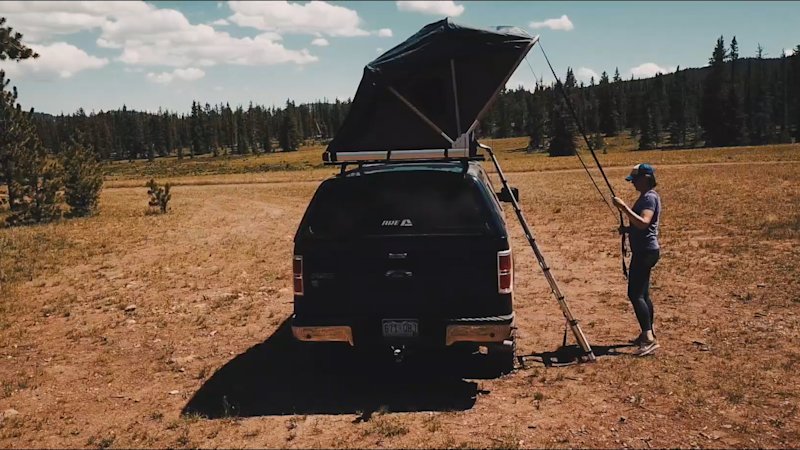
[[324, 18, 538, 162]]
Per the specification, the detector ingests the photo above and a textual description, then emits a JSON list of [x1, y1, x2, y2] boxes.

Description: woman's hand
[[612, 196, 627, 211]]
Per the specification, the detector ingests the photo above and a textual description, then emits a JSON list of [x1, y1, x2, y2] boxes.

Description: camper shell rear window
[[302, 170, 495, 238]]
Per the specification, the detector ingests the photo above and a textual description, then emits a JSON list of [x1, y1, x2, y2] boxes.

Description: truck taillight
[[498, 249, 513, 294], [293, 255, 304, 296]]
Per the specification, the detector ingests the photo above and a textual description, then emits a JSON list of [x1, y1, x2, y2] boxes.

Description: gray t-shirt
[[630, 189, 661, 253]]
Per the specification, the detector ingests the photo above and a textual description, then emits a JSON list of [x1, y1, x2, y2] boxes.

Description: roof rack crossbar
[[330, 156, 485, 176], [326, 156, 484, 166]]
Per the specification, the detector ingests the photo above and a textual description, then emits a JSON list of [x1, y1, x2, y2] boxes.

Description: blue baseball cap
[[625, 163, 657, 186]]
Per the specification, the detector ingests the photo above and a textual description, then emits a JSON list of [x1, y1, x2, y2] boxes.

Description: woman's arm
[[612, 197, 654, 230]]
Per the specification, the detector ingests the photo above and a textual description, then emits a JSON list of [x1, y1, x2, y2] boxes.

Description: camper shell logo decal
[[381, 219, 414, 227]]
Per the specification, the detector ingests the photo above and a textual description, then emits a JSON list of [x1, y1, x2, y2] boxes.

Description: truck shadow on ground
[[183, 317, 510, 419]]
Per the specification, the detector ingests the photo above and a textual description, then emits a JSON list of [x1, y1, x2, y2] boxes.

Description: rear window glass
[[304, 171, 492, 238]]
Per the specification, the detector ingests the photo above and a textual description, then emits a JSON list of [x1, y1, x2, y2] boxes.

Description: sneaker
[[633, 340, 660, 357], [630, 331, 657, 346]]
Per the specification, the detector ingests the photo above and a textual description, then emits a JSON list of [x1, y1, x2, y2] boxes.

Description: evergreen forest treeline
[[30, 37, 800, 161]]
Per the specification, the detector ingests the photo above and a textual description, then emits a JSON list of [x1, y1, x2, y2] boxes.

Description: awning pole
[[386, 85, 454, 144], [450, 59, 462, 136]]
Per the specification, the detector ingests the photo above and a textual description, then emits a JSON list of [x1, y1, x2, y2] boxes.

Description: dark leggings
[[628, 249, 660, 334]]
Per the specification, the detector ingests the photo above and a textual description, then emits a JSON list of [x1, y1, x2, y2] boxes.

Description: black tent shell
[[324, 18, 538, 163]]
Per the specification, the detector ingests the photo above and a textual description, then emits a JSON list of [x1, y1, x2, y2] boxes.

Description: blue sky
[[0, 1, 797, 115]]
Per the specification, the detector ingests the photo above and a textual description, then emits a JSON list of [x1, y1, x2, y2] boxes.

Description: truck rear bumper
[[292, 325, 354, 345], [445, 323, 513, 346], [291, 313, 513, 347]]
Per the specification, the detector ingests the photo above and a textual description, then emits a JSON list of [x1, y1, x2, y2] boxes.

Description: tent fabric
[[324, 18, 537, 162]]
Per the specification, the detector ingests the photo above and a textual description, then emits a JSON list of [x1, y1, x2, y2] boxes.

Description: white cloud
[[377, 28, 393, 38], [0, 1, 148, 41], [116, 31, 316, 67], [377, 48, 384, 54], [576, 67, 599, 84], [629, 62, 675, 78], [146, 67, 205, 84], [0, 42, 108, 80], [228, 1, 369, 37], [396, 1, 464, 17], [211, 18, 229, 26], [784, 48, 795, 57], [530, 15, 574, 31], [0, 1, 318, 69], [311, 37, 329, 47]]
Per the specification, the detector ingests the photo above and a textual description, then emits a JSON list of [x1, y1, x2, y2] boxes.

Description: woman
[[612, 163, 661, 357]]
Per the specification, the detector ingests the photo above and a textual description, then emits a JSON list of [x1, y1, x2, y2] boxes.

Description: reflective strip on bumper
[[292, 325, 354, 345], [445, 324, 512, 346]]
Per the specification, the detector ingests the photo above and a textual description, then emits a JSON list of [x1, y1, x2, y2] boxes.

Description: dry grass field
[[1, 137, 799, 448]]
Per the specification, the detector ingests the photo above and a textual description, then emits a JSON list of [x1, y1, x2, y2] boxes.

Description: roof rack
[[332, 154, 485, 176], [323, 145, 483, 163], [324, 141, 486, 175]]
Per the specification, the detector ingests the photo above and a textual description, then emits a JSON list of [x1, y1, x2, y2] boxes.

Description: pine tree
[[130, 112, 146, 161], [626, 83, 641, 137], [279, 100, 301, 151], [147, 114, 158, 162], [161, 113, 173, 157], [247, 102, 259, 155], [61, 131, 103, 217], [638, 102, 658, 150], [190, 101, 202, 158], [495, 89, 511, 138], [548, 69, 577, 157], [548, 102, 576, 157], [146, 179, 171, 214], [526, 85, 547, 151], [668, 67, 689, 147], [0, 17, 38, 61], [777, 52, 791, 143], [598, 71, 619, 136], [750, 45, 773, 144], [1, 18, 65, 224], [1, 86, 63, 225], [700, 36, 728, 147], [613, 67, 627, 129], [235, 106, 249, 155], [723, 36, 748, 146], [261, 113, 272, 153], [5, 143, 64, 225], [203, 103, 218, 157]]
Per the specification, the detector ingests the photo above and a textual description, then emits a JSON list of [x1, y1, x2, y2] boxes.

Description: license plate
[[382, 320, 419, 338]]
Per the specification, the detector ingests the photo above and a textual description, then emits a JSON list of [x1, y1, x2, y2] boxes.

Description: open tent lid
[[324, 18, 538, 163]]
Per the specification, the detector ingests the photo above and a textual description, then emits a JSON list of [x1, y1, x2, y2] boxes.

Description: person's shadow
[[183, 317, 499, 419]]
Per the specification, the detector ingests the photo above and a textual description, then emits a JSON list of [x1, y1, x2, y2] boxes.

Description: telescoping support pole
[[481, 143, 596, 362]]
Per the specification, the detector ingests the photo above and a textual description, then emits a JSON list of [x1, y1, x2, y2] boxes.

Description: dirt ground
[[1, 144, 799, 448]]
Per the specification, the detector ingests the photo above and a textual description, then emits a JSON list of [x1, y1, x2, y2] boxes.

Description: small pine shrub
[[6, 155, 64, 226], [62, 134, 103, 218], [146, 178, 171, 214]]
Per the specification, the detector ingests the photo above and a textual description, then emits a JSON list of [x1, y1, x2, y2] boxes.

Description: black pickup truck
[[291, 161, 517, 371]]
